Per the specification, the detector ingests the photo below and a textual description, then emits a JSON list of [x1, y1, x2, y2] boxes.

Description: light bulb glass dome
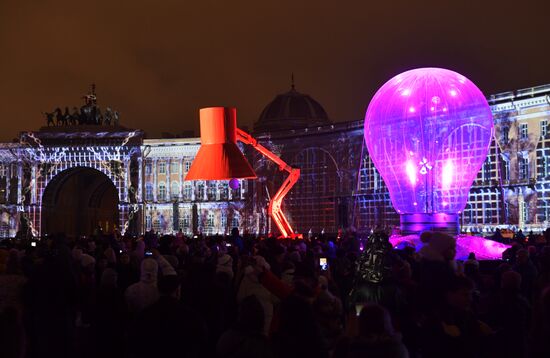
[[364, 68, 494, 233]]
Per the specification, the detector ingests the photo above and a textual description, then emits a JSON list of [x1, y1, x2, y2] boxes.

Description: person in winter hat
[[415, 232, 458, 315], [80, 254, 96, 270], [124, 258, 159, 314], [237, 255, 274, 335], [217, 253, 234, 280], [418, 232, 456, 263]]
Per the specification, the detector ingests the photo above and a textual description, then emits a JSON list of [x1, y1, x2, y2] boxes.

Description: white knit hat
[[80, 254, 96, 267]]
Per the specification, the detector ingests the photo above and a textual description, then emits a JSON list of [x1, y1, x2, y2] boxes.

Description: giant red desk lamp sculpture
[[185, 107, 301, 238]]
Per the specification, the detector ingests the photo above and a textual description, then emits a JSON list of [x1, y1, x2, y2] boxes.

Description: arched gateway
[[16, 126, 144, 238], [41, 167, 119, 238]]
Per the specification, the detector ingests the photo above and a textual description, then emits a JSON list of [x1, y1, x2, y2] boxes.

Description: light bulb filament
[[419, 157, 432, 175], [442, 159, 454, 190], [406, 160, 417, 186]]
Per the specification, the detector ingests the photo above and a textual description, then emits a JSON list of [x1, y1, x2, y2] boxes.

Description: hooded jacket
[[124, 258, 159, 313]]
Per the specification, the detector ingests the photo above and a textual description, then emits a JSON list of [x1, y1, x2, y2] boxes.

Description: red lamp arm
[[236, 128, 301, 238]]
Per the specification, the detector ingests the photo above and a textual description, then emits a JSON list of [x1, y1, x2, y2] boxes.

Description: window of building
[[219, 182, 228, 200], [0, 166, 7, 177], [521, 202, 529, 224], [145, 215, 152, 230], [180, 213, 190, 229], [153, 218, 161, 233], [145, 183, 153, 201], [184, 182, 192, 200], [542, 156, 549, 178], [519, 123, 528, 140], [463, 202, 472, 225], [197, 181, 205, 200], [501, 159, 510, 181], [231, 213, 240, 229], [207, 181, 217, 200], [207, 212, 215, 228], [221, 212, 227, 231], [171, 161, 180, 174], [0, 222, 9, 238], [171, 182, 180, 199], [482, 159, 491, 182], [541, 120, 548, 137], [484, 200, 494, 223], [518, 156, 529, 180], [184, 161, 191, 172], [145, 162, 152, 175], [159, 161, 166, 174], [158, 182, 166, 201]]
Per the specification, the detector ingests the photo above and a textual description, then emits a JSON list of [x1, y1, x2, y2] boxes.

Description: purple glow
[[406, 160, 417, 185], [364, 68, 494, 215], [389, 234, 510, 260], [229, 178, 240, 190], [442, 159, 453, 190]]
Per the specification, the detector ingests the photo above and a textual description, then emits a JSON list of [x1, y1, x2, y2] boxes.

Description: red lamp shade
[[185, 107, 257, 181]]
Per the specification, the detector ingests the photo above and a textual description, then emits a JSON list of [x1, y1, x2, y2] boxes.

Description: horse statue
[[70, 107, 79, 125], [104, 107, 113, 125], [54, 108, 66, 126], [113, 111, 120, 126], [43, 111, 55, 126], [63, 107, 71, 126], [80, 105, 92, 124], [95, 107, 103, 125]]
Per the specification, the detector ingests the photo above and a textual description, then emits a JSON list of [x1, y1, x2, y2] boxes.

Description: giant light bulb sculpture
[[364, 68, 494, 235]]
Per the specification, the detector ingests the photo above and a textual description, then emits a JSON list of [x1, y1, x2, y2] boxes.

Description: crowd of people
[[0, 227, 550, 358]]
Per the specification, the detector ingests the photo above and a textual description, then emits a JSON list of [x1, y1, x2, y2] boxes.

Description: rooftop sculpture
[[42, 84, 120, 127]]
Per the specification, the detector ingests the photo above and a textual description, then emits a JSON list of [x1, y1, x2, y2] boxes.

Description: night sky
[[1, 0, 549, 141]]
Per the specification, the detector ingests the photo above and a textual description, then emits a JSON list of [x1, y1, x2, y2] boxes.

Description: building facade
[[140, 138, 248, 236], [0, 84, 548, 239], [249, 84, 550, 235]]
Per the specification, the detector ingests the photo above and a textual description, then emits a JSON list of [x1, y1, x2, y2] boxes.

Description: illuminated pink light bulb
[[364, 68, 494, 235]]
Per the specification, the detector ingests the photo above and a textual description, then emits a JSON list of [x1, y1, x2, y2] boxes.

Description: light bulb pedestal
[[400, 213, 459, 236]]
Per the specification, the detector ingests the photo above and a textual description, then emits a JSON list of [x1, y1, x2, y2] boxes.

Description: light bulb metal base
[[400, 213, 459, 236]]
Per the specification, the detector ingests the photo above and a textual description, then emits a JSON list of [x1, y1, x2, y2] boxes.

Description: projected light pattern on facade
[[0, 128, 143, 238], [0, 83, 548, 239]]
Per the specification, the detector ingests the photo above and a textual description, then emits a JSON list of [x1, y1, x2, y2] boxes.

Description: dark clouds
[[0, 0, 549, 140]]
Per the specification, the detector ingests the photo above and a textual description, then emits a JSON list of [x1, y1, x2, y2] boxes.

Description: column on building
[[124, 159, 130, 202], [166, 158, 171, 200], [153, 158, 158, 202], [179, 158, 183, 200], [5, 163, 10, 203], [17, 161, 23, 205], [240, 180, 245, 200], [203, 180, 208, 201], [31, 164, 37, 204], [137, 157, 143, 202]]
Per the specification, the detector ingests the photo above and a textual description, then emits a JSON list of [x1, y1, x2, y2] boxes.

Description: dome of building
[[254, 84, 331, 133]]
